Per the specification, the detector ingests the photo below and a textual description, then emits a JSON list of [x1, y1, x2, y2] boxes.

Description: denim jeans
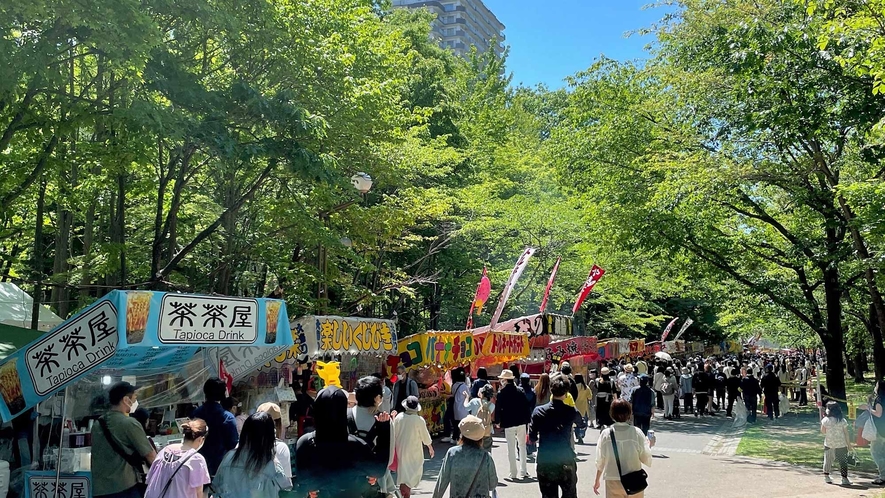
[[871, 439, 885, 479]]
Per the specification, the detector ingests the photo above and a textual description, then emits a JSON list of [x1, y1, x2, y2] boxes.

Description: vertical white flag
[[489, 247, 536, 329], [673, 318, 694, 341]]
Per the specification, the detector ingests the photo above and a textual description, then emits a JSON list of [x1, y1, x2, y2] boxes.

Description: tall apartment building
[[392, 0, 505, 58]]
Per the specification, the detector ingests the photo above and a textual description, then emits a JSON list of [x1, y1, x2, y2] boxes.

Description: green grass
[[736, 412, 879, 475]]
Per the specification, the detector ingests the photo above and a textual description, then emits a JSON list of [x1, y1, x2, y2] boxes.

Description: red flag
[[660, 317, 679, 342], [572, 265, 605, 314], [539, 257, 562, 314], [474, 268, 491, 315], [466, 267, 492, 329], [219, 359, 234, 397]]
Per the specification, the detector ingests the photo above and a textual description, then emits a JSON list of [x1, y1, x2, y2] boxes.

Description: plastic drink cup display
[[126, 292, 153, 344], [0, 360, 25, 414], [265, 301, 281, 343]]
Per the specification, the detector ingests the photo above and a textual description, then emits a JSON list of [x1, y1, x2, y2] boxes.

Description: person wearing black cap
[[760, 364, 782, 420], [91, 382, 156, 498]]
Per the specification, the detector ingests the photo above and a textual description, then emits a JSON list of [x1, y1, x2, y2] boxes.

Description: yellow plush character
[[316, 360, 342, 388]]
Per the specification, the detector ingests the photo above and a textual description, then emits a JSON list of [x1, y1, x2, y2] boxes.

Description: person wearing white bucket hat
[[596, 367, 615, 428], [617, 364, 639, 403], [394, 396, 434, 498]]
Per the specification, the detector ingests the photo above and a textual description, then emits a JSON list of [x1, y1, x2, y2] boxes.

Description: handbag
[[158, 449, 198, 498], [98, 416, 148, 494], [610, 429, 648, 495], [863, 415, 878, 442]]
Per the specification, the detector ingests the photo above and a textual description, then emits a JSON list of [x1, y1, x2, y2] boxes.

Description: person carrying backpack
[[296, 385, 388, 497], [464, 384, 496, 452], [348, 376, 394, 497]]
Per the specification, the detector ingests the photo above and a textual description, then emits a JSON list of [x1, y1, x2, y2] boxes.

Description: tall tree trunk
[[823, 265, 847, 402], [866, 298, 885, 380], [854, 350, 865, 383], [30, 176, 46, 330], [106, 192, 116, 287], [116, 172, 126, 286], [79, 201, 95, 307]]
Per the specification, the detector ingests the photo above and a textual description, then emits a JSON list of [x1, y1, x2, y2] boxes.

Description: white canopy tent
[[0, 282, 64, 331]]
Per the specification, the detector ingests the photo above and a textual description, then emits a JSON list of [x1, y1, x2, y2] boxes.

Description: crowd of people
[[88, 351, 828, 498]]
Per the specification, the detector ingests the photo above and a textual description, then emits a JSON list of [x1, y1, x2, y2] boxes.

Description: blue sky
[[482, 0, 671, 89]]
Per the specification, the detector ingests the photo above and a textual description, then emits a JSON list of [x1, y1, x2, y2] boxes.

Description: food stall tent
[[0, 283, 63, 332], [0, 290, 292, 498]]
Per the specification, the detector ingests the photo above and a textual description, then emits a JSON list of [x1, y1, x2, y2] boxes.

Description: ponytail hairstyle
[[181, 418, 208, 442]]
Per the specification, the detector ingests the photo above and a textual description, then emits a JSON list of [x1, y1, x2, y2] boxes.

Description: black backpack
[[346, 410, 388, 462]]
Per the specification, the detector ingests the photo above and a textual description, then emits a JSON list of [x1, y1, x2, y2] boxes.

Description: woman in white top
[[213, 412, 292, 498], [594, 399, 653, 498], [394, 396, 435, 498]]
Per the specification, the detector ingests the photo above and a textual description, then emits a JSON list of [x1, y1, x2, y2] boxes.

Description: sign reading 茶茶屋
[[0, 290, 293, 422], [26, 300, 118, 396], [158, 294, 258, 344], [25, 471, 90, 498]]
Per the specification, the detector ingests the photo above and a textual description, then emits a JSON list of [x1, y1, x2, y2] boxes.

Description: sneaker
[[842, 478, 852, 486], [520, 473, 531, 480], [440, 437, 453, 443], [824, 475, 832, 484]]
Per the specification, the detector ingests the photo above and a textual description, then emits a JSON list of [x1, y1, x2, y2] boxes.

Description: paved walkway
[[405, 414, 881, 497]]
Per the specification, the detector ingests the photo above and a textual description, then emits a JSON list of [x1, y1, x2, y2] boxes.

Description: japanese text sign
[[481, 332, 530, 358], [293, 315, 397, 355], [158, 294, 258, 344], [27, 300, 118, 396], [25, 471, 90, 498]]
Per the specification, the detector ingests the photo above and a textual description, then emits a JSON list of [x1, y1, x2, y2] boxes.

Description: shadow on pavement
[[716, 456, 876, 490]]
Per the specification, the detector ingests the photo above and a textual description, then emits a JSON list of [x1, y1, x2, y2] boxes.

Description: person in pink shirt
[[144, 419, 211, 498]]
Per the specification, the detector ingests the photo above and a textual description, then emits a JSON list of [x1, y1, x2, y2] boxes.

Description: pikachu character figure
[[315, 360, 342, 388]]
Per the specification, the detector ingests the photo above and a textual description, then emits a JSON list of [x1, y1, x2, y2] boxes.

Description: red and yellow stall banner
[[482, 331, 531, 358], [385, 330, 530, 376], [628, 339, 646, 357]]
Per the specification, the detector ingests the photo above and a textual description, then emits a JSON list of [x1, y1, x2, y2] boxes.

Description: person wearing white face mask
[[144, 419, 211, 498], [91, 381, 157, 498]]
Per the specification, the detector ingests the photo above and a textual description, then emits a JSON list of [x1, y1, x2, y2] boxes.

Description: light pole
[[316, 173, 373, 313]]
